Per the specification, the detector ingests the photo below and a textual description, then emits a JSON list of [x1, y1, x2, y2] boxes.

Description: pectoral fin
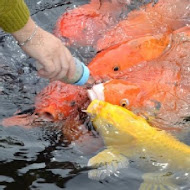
[[88, 148, 129, 180], [139, 173, 179, 190]]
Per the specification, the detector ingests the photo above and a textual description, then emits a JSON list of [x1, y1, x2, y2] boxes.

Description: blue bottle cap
[[74, 61, 90, 86]]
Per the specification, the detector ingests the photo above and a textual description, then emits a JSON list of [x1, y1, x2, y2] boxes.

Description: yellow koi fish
[[87, 100, 190, 189]]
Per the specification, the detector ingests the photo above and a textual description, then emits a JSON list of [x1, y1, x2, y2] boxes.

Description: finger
[[38, 69, 49, 79], [50, 67, 68, 82], [48, 57, 63, 79], [37, 60, 55, 78], [41, 59, 61, 79], [64, 56, 76, 81], [50, 57, 70, 82], [62, 48, 76, 80], [38, 68, 57, 79]]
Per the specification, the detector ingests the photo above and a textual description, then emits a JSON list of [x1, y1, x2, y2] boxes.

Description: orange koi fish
[[88, 33, 171, 81], [89, 26, 190, 81], [88, 77, 189, 130], [97, 0, 190, 51], [54, 0, 130, 46]]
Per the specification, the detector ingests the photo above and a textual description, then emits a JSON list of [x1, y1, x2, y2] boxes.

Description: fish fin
[[1, 114, 34, 128], [88, 148, 129, 180], [139, 173, 180, 190]]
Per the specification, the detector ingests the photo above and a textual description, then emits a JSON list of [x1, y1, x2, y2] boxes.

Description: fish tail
[[139, 173, 179, 190]]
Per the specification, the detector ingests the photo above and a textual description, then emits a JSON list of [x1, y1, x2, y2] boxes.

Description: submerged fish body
[[54, 0, 129, 46], [87, 100, 190, 186], [55, 0, 189, 51], [97, 0, 190, 51]]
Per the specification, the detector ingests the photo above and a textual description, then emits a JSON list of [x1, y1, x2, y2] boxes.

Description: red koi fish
[[1, 82, 91, 143], [35, 81, 90, 121], [54, 0, 130, 46], [1, 82, 105, 154], [97, 0, 190, 51]]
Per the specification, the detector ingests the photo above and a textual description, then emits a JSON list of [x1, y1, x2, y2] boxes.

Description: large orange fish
[[97, 0, 190, 51], [88, 77, 189, 131], [88, 26, 190, 81], [88, 32, 171, 81], [54, 0, 130, 46]]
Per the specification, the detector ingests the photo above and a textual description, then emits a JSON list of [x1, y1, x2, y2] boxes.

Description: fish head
[[35, 81, 90, 121], [87, 79, 163, 121], [89, 33, 171, 81], [88, 44, 132, 81], [86, 100, 122, 138], [87, 100, 144, 145], [88, 79, 142, 109]]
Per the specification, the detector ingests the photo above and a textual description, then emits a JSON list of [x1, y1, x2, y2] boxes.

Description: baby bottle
[[62, 57, 90, 85], [35, 57, 90, 86]]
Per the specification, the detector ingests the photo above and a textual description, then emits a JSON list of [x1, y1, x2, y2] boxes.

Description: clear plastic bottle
[[35, 57, 90, 85]]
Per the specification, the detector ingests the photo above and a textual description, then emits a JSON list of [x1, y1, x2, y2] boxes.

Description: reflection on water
[[0, 0, 190, 189]]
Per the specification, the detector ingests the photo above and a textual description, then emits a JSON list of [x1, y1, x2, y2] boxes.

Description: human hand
[[12, 17, 76, 82]]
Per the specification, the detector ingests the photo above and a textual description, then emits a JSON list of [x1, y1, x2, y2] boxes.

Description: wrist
[[12, 17, 37, 43]]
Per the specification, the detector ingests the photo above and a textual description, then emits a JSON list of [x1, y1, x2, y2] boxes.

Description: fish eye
[[120, 99, 129, 108], [112, 66, 120, 72]]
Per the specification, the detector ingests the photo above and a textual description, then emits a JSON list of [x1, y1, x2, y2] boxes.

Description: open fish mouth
[[87, 83, 105, 101]]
